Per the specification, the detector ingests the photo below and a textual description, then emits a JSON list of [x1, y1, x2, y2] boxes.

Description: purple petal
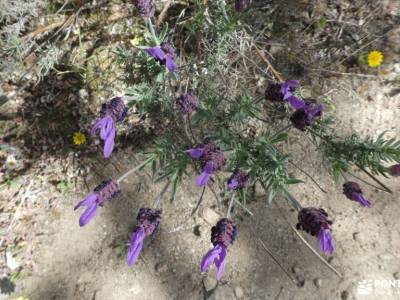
[[318, 228, 334, 254], [185, 148, 204, 159], [354, 194, 372, 208], [281, 80, 299, 98], [165, 57, 176, 72], [146, 47, 166, 60], [103, 126, 116, 158], [79, 203, 98, 227], [200, 244, 222, 273], [306, 104, 324, 121], [100, 116, 114, 140], [74, 193, 97, 210], [196, 171, 211, 187], [287, 96, 305, 109], [204, 162, 215, 174], [91, 118, 107, 137], [214, 246, 227, 280], [127, 228, 145, 266], [228, 179, 238, 190]]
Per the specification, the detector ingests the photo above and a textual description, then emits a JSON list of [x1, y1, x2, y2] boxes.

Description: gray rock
[[313, 278, 322, 288], [193, 225, 201, 237], [199, 207, 221, 225], [341, 290, 349, 300], [292, 265, 306, 287], [155, 261, 168, 273], [6, 251, 20, 270], [209, 285, 235, 300], [203, 275, 217, 292], [234, 286, 244, 299]]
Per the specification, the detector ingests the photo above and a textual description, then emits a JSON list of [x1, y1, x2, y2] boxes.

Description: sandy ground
[[1, 74, 399, 300]]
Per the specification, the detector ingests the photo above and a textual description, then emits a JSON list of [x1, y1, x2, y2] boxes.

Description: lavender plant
[[72, 1, 400, 281]]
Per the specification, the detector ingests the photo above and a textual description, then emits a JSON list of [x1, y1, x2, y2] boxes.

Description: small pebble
[[341, 290, 349, 300], [313, 278, 322, 288], [234, 286, 244, 298], [203, 275, 217, 292]]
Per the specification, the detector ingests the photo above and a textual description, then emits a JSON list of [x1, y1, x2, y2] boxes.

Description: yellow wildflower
[[73, 132, 86, 145], [130, 36, 144, 47], [13, 297, 29, 300], [367, 51, 383, 68]]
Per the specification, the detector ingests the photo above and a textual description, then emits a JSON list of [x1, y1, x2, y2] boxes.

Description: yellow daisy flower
[[73, 132, 86, 145], [367, 51, 383, 68], [130, 36, 144, 47]]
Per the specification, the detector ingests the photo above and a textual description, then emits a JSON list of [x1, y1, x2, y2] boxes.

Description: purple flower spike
[[281, 80, 305, 109], [265, 80, 305, 109], [281, 80, 299, 99], [146, 42, 177, 72], [389, 164, 400, 176], [228, 169, 250, 190], [133, 0, 155, 17], [127, 208, 161, 266], [343, 182, 372, 208], [290, 100, 324, 131], [74, 180, 121, 226], [296, 207, 334, 254], [186, 139, 225, 187], [176, 92, 200, 115], [91, 97, 127, 158], [200, 218, 236, 280], [235, 0, 252, 12]]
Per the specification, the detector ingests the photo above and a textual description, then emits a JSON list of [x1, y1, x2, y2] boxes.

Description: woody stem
[[116, 157, 153, 183], [226, 193, 236, 218], [153, 180, 171, 208]]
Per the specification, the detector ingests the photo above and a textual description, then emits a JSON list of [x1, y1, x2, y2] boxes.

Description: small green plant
[[69, 0, 400, 281]]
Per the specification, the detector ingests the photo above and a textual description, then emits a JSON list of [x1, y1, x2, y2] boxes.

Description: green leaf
[[286, 178, 304, 185]]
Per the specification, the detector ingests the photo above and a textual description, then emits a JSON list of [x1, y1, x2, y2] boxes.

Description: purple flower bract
[[265, 80, 305, 109], [235, 0, 252, 12], [200, 218, 236, 280], [343, 182, 372, 207], [74, 180, 120, 226], [91, 97, 127, 158], [133, 0, 155, 17], [127, 208, 162, 266], [185, 139, 226, 187], [176, 92, 200, 115], [389, 164, 400, 176], [228, 169, 250, 190], [290, 100, 324, 131], [146, 42, 177, 72], [296, 207, 334, 254]]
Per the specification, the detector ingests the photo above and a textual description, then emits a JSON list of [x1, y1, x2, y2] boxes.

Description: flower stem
[[274, 203, 343, 279], [290, 224, 343, 278], [355, 164, 392, 194], [226, 193, 235, 218], [153, 180, 171, 208], [272, 124, 292, 138], [288, 160, 327, 193], [183, 115, 195, 143], [191, 186, 206, 216], [116, 157, 153, 183], [345, 171, 388, 193]]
